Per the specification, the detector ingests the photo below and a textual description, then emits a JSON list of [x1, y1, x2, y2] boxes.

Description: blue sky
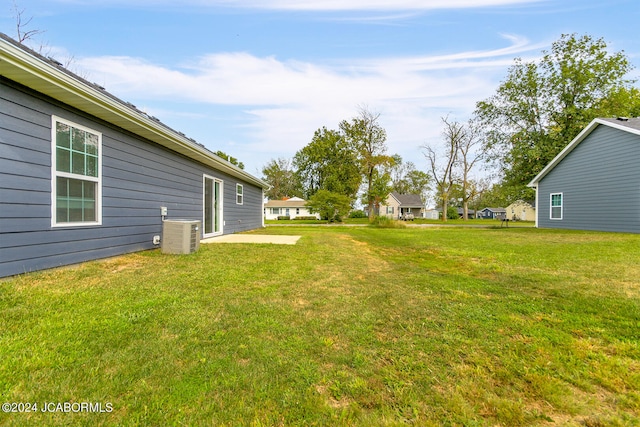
[[2, 0, 639, 178]]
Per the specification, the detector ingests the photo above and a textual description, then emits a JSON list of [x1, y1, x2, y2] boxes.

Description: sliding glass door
[[203, 175, 223, 237]]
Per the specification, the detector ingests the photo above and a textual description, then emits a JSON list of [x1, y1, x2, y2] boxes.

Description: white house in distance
[[264, 197, 320, 220]]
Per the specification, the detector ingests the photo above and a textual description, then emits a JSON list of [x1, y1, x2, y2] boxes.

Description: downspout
[[261, 190, 265, 228], [534, 186, 539, 228]]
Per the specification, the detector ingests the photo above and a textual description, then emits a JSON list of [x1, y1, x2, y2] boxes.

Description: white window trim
[[550, 192, 563, 220], [236, 183, 244, 205], [51, 116, 103, 227]]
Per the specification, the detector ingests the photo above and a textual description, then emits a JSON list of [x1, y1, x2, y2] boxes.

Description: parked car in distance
[[401, 212, 415, 221]]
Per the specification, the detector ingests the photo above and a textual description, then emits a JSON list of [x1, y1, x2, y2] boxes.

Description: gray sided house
[[528, 117, 640, 233], [477, 207, 506, 220], [0, 34, 268, 277]]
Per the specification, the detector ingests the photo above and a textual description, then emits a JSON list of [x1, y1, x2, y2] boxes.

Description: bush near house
[[348, 210, 367, 219]]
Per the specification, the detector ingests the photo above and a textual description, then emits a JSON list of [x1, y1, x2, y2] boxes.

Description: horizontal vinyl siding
[[223, 181, 263, 234], [538, 125, 640, 233], [1, 77, 263, 277]]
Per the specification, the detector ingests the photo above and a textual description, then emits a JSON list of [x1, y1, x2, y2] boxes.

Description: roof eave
[[0, 36, 268, 189]]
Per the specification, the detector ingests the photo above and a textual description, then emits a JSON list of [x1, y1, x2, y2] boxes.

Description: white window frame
[[236, 183, 244, 205], [51, 116, 102, 227], [550, 193, 563, 220]]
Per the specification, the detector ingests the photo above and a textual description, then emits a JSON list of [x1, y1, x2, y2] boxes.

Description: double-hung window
[[52, 117, 102, 226], [236, 184, 243, 205], [550, 193, 563, 220]]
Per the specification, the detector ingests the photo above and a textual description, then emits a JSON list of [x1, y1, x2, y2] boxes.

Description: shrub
[[306, 190, 352, 223], [277, 216, 291, 220], [349, 210, 367, 219], [370, 215, 406, 228], [447, 206, 459, 220], [293, 216, 318, 220]]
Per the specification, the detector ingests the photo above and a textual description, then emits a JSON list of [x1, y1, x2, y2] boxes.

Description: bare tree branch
[[422, 116, 462, 222], [12, 1, 44, 44]]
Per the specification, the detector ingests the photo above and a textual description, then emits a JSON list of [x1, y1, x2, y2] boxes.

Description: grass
[[0, 226, 638, 426]]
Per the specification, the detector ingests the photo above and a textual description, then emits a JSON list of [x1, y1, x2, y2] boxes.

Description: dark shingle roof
[[599, 117, 640, 132], [391, 192, 423, 207]]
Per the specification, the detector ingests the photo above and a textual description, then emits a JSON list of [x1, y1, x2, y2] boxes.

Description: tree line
[[262, 108, 429, 221], [262, 33, 640, 221]]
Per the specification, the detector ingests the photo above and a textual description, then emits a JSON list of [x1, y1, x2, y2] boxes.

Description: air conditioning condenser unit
[[161, 219, 201, 254]]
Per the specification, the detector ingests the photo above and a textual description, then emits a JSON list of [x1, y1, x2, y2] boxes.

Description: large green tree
[[475, 33, 637, 199], [292, 127, 361, 200], [261, 157, 301, 200], [340, 108, 394, 219], [306, 190, 352, 222], [388, 154, 431, 204], [215, 151, 244, 169]]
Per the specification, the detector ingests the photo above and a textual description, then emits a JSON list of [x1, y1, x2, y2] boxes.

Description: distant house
[[0, 33, 268, 277], [477, 207, 507, 220], [264, 197, 320, 220], [505, 200, 535, 221], [456, 208, 476, 220], [380, 192, 425, 219], [528, 117, 640, 233]]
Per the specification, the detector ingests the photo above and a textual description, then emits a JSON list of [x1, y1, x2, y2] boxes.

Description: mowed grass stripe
[[0, 227, 638, 426]]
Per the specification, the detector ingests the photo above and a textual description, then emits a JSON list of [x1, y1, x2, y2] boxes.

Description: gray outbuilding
[[0, 33, 269, 277], [528, 117, 640, 233]]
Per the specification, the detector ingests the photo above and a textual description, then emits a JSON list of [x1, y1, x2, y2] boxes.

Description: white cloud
[[75, 34, 541, 171], [62, 0, 545, 11], [214, 0, 543, 11]]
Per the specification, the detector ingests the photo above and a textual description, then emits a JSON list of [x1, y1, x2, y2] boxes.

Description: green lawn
[[1, 227, 638, 426]]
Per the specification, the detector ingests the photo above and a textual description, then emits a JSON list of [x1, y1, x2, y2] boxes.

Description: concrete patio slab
[[201, 234, 301, 245]]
